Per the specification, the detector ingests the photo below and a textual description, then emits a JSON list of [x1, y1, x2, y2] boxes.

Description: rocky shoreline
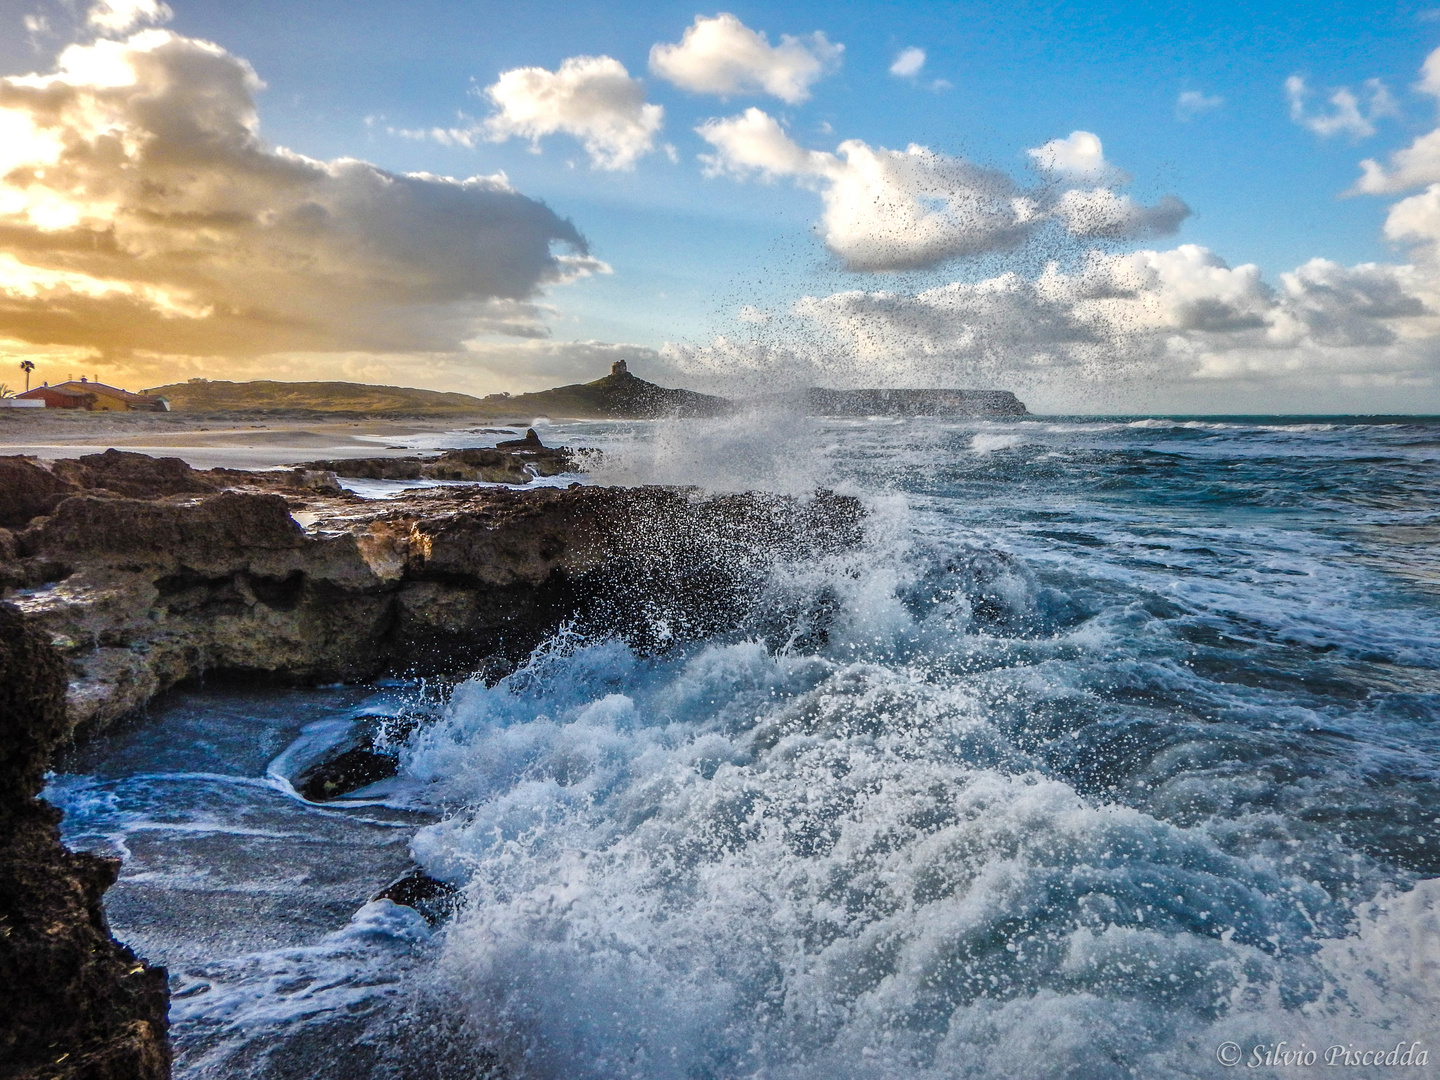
[[0, 447, 864, 1078]]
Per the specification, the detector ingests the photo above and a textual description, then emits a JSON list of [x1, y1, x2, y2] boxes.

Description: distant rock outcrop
[[488, 363, 729, 419], [770, 388, 1028, 418]]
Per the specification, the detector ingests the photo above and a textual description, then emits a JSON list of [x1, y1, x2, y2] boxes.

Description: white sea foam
[[379, 505, 1439, 1078]]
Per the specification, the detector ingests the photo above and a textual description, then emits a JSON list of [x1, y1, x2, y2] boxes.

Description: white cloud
[[820, 142, 1037, 271], [1355, 131, 1440, 194], [649, 13, 842, 104], [726, 243, 1440, 405], [1383, 183, 1440, 250], [890, 47, 925, 79], [0, 30, 602, 362], [696, 107, 833, 180], [483, 55, 663, 170], [1053, 188, 1190, 240], [697, 110, 1033, 270], [1352, 47, 1440, 194], [86, 0, 172, 35], [1027, 130, 1128, 184], [1286, 74, 1398, 139], [1176, 90, 1223, 120], [1421, 43, 1440, 96], [699, 115, 1187, 270]]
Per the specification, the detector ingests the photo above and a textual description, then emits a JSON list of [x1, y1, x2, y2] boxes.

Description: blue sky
[[3, 0, 1440, 410]]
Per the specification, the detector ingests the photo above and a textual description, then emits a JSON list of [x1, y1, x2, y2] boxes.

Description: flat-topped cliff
[[767, 388, 1028, 418]]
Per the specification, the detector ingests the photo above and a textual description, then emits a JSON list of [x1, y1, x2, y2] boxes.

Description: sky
[[2, 0, 1440, 412]]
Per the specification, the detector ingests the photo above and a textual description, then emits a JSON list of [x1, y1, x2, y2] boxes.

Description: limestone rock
[[4, 460, 864, 739]]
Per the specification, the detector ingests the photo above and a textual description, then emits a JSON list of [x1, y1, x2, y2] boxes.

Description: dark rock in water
[[0, 603, 170, 1079], [424, 447, 531, 484], [373, 870, 461, 925], [294, 745, 399, 801], [299, 457, 426, 481], [51, 448, 219, 499], [494, 428, 542, 449], [0, 456, 80, 527], [292, 714, 423, 801], [302, 437, 580, 484], [5, 473, 865, 737]]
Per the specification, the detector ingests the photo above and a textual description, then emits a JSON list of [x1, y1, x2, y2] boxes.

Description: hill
[[146, 379, 496, 415], [497, 365, 729, 419], [147, 367, 730, 419]]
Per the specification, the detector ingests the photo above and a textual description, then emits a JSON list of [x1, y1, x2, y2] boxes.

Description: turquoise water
[[50, 415, 1440, 1079]]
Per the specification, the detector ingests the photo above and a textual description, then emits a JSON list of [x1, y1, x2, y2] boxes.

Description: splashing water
[[50, 415, 1440, 1078]]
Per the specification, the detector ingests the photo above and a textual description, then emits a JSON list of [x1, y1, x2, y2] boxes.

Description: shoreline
[[0, 444, 865, 1078], [0, 411, 533, 470]]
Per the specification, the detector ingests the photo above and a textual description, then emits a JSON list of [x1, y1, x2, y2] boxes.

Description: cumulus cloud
[[698, 110, 1034, 270], [1176, 90, 1223, 120], [685, 244, 1437, 404], [482, 55, 663, 170], [698, 116, 1187, 270], [1053, 189, 1191, 240], [1028, 130, 1127, 183], [890, 48, 925, 79], [649, 13, 841, 104], [87, 0, 172, 34], [0, 30, 602, 364], [696, 107, 835, 179], [1286, 74, 1398, 139], [1383, 183, 1440, 251], [1352, 47, 1440, 194]]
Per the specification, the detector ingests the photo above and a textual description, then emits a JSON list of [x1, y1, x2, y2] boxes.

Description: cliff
[[769, 388, 1028, 418]]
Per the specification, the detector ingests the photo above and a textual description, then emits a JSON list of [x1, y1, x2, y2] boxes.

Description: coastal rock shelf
[[0, 451, 864, 739]]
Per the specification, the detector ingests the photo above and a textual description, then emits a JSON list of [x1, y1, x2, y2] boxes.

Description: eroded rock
[[4, 454, 864, 738], [0, 603, 170, 1080], [51, 449, 218, 499], [0, 456, 79, 528]]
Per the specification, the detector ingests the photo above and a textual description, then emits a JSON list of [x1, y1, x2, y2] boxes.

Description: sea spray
[[48, 415, 1440, 1079]]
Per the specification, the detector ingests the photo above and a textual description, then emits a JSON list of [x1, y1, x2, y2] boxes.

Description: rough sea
[[48, 414, 1440, 1079]]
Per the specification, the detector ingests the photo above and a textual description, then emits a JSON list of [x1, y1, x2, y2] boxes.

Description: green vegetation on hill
[[148, 371, 731, 419], [147, 379, 495, 414]]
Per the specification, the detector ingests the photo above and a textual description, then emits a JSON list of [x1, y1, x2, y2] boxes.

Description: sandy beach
[[0, 410, 522, 470]]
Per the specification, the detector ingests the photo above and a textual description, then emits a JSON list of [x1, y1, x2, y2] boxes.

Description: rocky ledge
[[0, 449, 864, 740]]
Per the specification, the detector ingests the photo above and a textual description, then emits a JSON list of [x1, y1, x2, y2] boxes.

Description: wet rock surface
[[0, 604, 170, 1080], [373, 870, 461, 925], [302, 430, 585, 484], [0, 451, 864, 740], [290, 714, 423, 801]]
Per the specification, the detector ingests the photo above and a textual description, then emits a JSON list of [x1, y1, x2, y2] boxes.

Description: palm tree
[[19, 360, 35, 392], [0, 384, 12, 398]]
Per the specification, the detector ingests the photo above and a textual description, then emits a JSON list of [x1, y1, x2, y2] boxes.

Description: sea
[[46, 413, 1440, 1079]]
